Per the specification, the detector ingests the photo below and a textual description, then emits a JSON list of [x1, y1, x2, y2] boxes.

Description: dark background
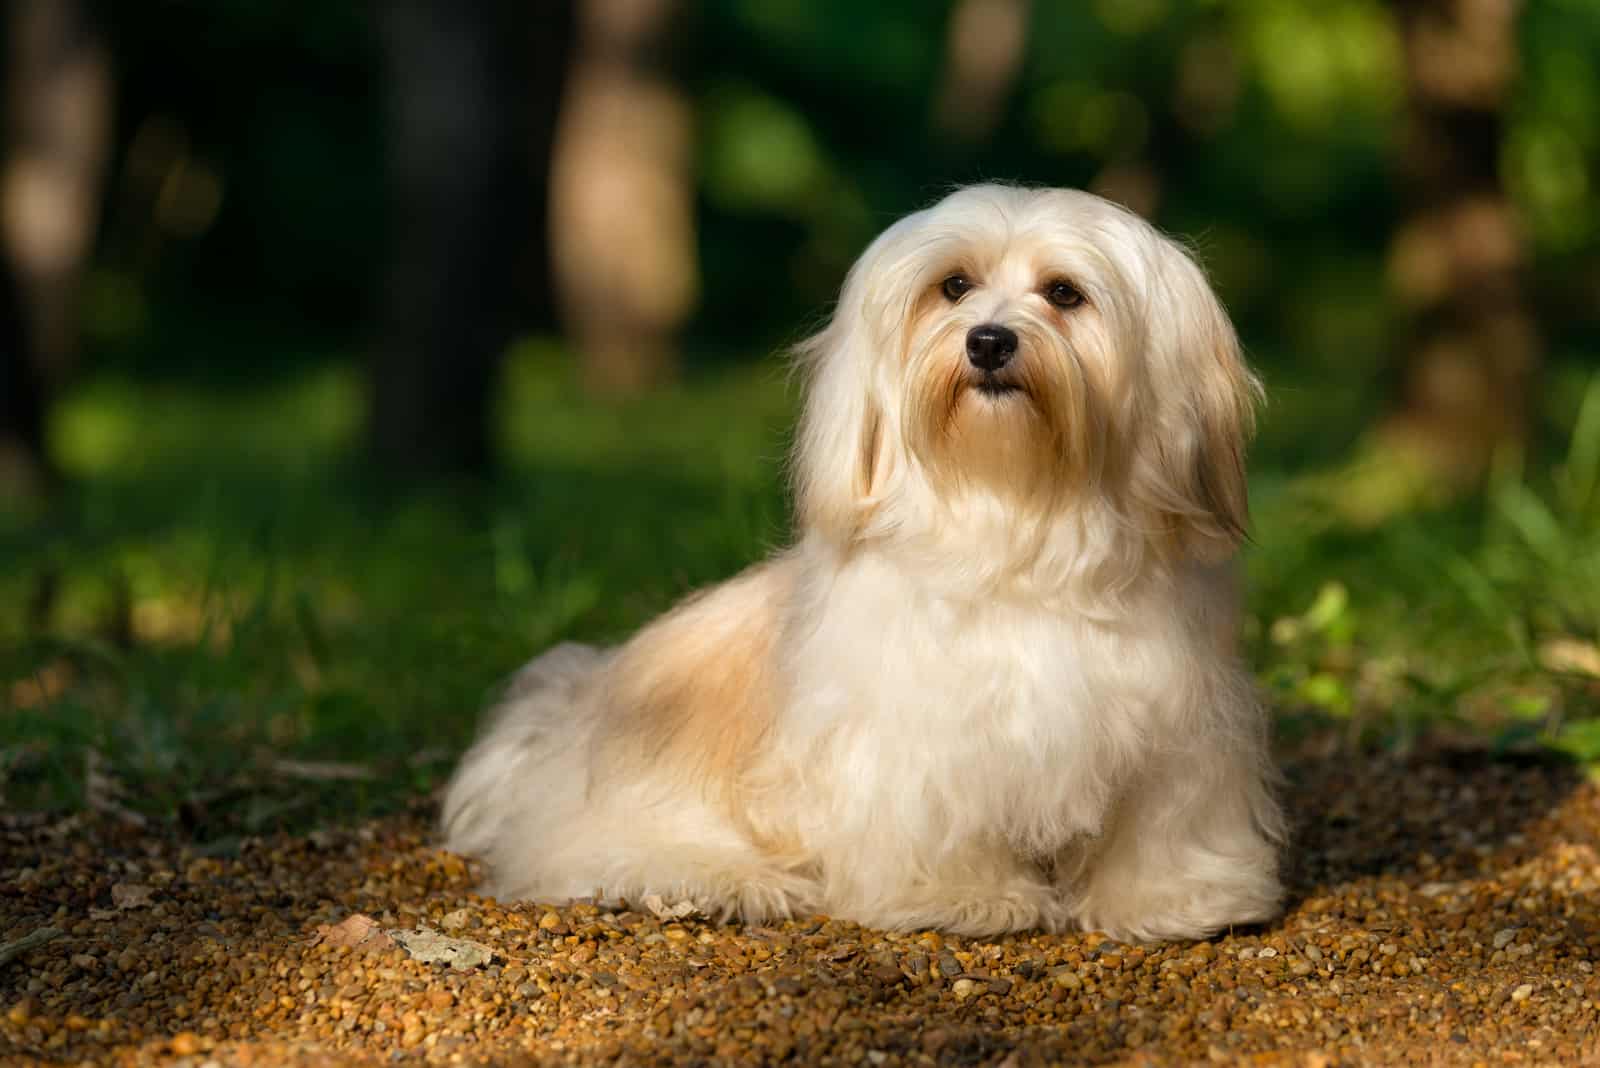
[[7, 0, 1598, 478]]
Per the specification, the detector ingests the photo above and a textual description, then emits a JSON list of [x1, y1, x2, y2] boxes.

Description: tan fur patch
[[598, 557, 793, 792], [858, 403, 885, 503]]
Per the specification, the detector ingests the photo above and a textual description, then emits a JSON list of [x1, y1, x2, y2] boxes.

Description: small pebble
[[870, 962, 903, 985]]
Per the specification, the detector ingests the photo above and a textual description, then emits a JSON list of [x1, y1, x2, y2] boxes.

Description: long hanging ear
[[1133, 239, 1262, 562], [790, 225, 912, 545]]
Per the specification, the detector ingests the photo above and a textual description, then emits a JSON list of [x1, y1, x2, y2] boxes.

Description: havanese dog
[[442, 184, 1285, 941]]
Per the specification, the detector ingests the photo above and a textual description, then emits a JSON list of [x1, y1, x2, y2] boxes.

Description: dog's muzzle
[[966, 323, 1018, 372]]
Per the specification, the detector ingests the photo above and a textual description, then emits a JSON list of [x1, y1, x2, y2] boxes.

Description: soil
[[4, 748, 1600, 1066]]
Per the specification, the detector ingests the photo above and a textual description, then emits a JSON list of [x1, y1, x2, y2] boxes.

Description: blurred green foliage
[[92, 2, 1599, 383], [1, 351, 794, 828]]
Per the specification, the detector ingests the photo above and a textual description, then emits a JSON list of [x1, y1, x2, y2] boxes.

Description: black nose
[[966, 324, 1018, 372]]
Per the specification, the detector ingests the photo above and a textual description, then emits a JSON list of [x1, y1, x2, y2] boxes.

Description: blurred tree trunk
[[1, 261, 47, 492], [373, 0, 573, 479], [932, 0, 1031, 144], [551, 0, 697, 395], [1382, 0, 1536, 484], [0, 0, 113, 492]]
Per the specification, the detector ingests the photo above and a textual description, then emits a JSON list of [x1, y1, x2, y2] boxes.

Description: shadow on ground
[[1282, 745, 1590, 891]]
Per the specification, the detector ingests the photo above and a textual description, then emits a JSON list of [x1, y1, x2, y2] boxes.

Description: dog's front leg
[[813, 837, 1071, 937], [1065, 743, 1284, 943]]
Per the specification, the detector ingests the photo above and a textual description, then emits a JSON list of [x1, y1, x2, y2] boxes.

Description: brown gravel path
[[5, 749, 1600, 1067]]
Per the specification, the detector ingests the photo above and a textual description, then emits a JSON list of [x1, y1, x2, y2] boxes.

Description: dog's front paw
[[701, 867, 814, 925], [1074, 870, 1282, 943], [860, 881, 1071, 937]]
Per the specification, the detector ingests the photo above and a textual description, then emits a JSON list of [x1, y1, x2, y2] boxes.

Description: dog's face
[[794, 185, 1259, 563]]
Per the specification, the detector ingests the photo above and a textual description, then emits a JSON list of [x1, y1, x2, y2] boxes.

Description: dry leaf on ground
[[387, 928, 493, 971], [640, 893, 700, 920], [313, 913, 393, 951], [109, 883, 153, 910]]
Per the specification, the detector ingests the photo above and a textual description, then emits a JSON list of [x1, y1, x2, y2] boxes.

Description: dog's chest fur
[[762, 548, 1195, 861]]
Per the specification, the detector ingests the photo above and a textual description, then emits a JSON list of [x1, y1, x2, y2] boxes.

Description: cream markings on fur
[[441, 184, 1285, 940]]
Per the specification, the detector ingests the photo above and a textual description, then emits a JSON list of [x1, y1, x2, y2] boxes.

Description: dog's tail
[[440, 641, 606, 859]]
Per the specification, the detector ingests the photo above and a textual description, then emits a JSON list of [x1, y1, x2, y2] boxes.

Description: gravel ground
[[5, 748, 1600, 1067]]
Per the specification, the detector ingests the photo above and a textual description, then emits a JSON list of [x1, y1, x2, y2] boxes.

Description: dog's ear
[[1132, 240, 1261, 562], [791, 231, 909, 545]]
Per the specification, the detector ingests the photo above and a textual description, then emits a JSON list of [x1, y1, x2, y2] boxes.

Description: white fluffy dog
[[442, 184, 1285, 941]]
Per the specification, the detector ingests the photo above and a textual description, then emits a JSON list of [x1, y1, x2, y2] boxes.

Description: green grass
[[4, 341, 1599, 840], [1, 342, 796, 838], [1245, 377, 1600, 760]]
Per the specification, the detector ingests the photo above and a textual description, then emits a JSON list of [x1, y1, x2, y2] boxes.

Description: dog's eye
[[941, 275, 973, 302], [1045, 281, 1085, 309]]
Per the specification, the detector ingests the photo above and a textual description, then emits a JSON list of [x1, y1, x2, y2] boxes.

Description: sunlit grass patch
[[50, 362, 365, 480], [1247, 377, 1600, 758], [2, 345, 793, 831]]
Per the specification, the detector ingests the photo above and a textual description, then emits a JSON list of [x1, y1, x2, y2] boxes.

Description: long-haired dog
[[443, 184, 1284, 941]]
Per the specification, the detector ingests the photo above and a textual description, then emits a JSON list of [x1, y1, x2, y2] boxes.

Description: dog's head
[[793, 184, 1259, 563]]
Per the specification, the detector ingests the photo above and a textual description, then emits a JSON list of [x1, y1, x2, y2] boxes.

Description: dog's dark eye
[[1045, 281, 1085, 309], [941, 275, 973, 302]]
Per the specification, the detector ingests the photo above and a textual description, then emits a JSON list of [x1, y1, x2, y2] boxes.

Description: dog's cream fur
[[442, 184, 1285, 941]]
